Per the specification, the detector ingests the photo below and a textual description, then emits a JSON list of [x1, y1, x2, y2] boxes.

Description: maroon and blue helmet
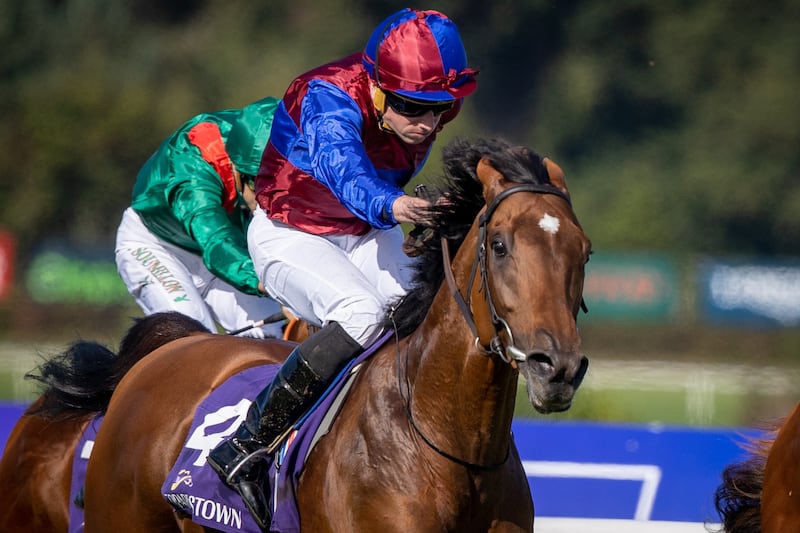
[[362, 8, 478, 103]]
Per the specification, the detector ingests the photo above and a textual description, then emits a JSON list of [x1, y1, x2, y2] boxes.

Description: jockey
[[207, 8, 478, 529], [115, 97, 284, 338]]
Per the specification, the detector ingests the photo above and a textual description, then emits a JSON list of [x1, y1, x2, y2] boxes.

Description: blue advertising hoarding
[[512, 419, 755, 523], [1, 404, 25, 454], [698, 258, 800, 327]]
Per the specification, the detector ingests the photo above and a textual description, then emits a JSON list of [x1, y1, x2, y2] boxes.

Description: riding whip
[[227, 310, 286, 336]]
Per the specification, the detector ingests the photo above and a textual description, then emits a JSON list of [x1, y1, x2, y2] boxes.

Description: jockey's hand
[[392, 194, 433, 225]]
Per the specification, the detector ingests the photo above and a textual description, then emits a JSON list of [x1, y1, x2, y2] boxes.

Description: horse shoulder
[[296, 351, 411, 528], [298, 345, 533, 531], [298, 350, 531, 531]]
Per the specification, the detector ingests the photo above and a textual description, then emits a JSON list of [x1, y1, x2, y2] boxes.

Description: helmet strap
[[372, 84, 394, 134], [372, 84, 387, 115]]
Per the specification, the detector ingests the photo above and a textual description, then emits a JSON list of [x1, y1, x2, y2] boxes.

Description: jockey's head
[[362, 8, 478, 115], [226, 97, 279, 178]]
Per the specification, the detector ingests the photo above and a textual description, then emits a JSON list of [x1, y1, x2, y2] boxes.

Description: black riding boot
[[207, 322, 363, 531]]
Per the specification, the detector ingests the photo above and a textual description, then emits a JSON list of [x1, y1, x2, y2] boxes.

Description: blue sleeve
[[301, 80, 404, 229]]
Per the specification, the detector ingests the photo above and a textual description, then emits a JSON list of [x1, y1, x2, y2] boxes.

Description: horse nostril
[[529, 352, 555, 375]]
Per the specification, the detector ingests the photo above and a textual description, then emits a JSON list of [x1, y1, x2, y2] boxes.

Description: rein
[[443, 182, 573, 363]]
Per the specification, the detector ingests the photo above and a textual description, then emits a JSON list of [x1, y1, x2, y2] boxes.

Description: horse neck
[[402, 292, 518, 466]]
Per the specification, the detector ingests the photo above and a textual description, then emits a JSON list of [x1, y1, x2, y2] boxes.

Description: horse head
[[451, 143, 591, 414]]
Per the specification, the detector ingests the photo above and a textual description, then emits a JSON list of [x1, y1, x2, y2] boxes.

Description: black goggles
[[384, 91, 454, 117]]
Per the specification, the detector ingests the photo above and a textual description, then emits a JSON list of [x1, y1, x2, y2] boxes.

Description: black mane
[[382, 137, 552, 338]]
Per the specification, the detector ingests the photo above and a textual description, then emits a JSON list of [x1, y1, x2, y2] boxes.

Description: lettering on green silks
[[130, 247, 187, 295]]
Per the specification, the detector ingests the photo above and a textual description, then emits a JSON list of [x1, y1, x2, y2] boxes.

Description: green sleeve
[[166, 153, 261, 296]]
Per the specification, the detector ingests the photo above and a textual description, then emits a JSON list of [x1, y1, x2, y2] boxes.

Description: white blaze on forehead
[[538, 213, 560, 234]]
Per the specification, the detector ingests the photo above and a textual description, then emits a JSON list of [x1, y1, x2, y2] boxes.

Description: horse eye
[[491, 240, 507, 257]]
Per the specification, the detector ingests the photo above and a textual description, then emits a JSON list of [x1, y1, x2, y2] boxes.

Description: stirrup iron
[[225, 447, 269, 484]]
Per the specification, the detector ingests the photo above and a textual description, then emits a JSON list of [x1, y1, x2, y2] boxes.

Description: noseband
[[442, 182, 574, 364]]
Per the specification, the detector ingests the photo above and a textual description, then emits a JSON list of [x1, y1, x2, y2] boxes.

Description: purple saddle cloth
[[160, 331, 391, 532], [68, 415, 103, 533]]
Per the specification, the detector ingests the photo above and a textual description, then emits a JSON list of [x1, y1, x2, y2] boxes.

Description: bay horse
[[715, 400, 800, 533], [84, 138, 591, 532], [11, 137, 591, 532]]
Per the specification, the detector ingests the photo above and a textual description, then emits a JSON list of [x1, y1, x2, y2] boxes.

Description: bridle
[[442, 181, 579, 365], [394, 180, 580, 470]]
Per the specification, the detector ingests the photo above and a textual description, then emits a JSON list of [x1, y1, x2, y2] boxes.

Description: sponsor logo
[[164, 493, 193, 515], [129, 247, 187, 295], [170, 469, 194, 490]]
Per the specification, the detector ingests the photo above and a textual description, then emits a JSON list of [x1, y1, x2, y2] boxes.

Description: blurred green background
[[0, 0, 798, 426]]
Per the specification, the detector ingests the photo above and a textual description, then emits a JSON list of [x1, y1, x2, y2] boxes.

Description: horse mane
[[26, 311, 209, 420], [713, 427, 778, 533], [383, 137, 552, 338]]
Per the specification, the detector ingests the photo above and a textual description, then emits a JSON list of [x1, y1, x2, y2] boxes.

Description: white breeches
[[114, 207, 283, 338], [247, 209, 415, 347]]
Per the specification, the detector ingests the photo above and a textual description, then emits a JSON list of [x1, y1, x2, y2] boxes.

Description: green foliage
[[0, 0, 798, 267], [525, 1, 800, 255]]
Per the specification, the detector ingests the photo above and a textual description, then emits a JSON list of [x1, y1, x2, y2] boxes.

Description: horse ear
[[544, 157, 571, 199], [476, 157, 507, 202]]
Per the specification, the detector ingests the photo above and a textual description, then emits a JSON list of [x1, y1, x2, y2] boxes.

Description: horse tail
[[26, 311, 209, 420], [713, 432, 774, 533]]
